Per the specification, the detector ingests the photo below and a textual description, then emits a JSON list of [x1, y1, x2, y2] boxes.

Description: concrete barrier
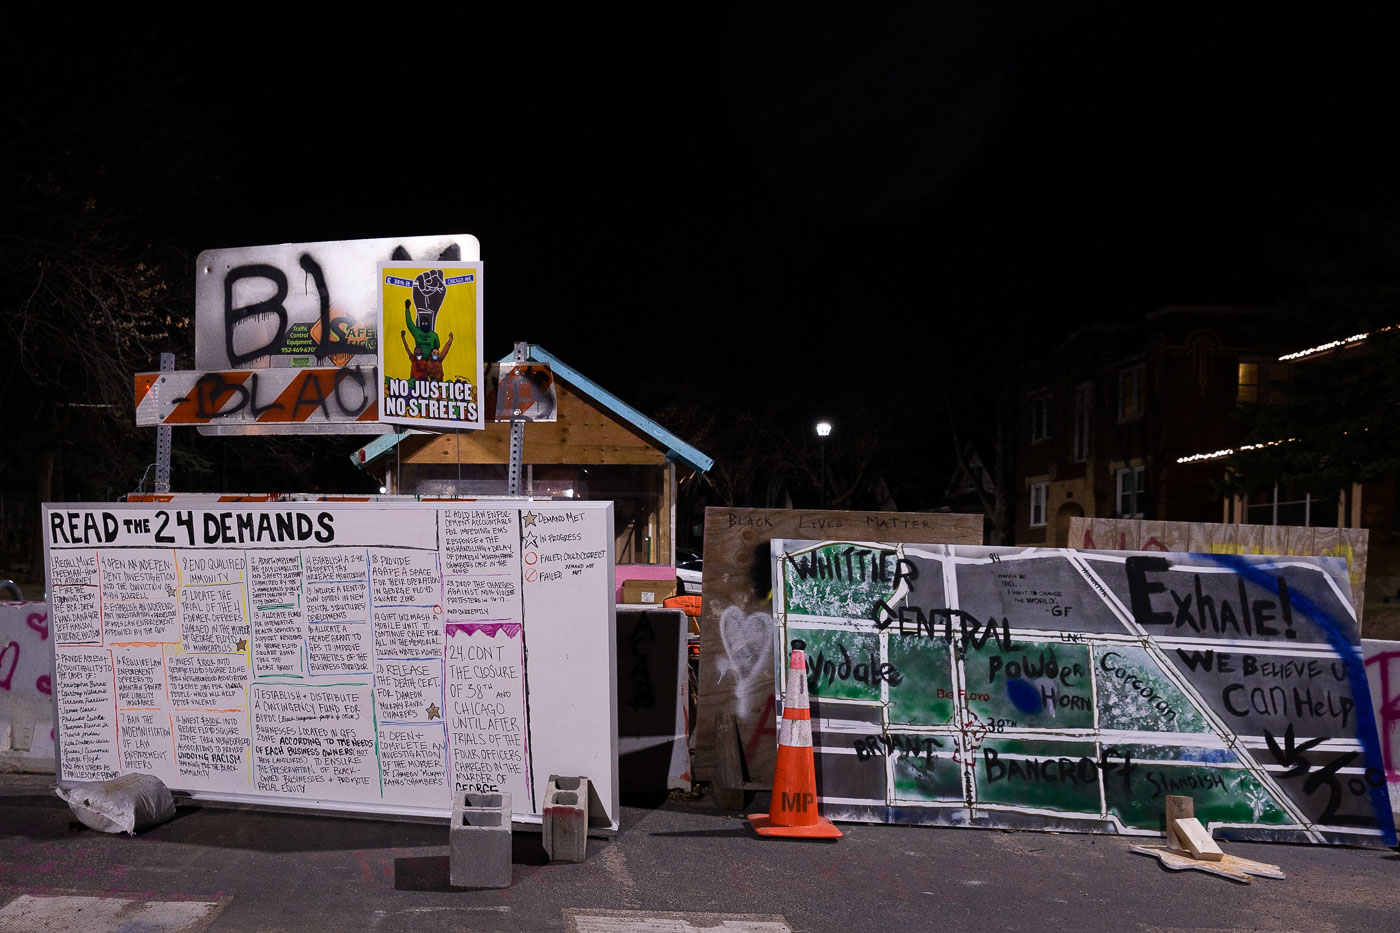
[[543, 775, 589, 863], [449, 791, 512, 888]]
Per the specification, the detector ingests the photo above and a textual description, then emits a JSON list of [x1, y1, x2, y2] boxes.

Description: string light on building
[[1278, 324, 1397, 362], [1176, 438, 1295, 465]]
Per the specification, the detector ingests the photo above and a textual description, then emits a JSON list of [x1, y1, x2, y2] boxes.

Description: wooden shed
[[351, 344, 712, 569]]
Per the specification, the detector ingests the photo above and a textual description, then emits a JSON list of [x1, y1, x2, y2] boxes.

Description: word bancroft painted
[[770, 540, 1396, 845]]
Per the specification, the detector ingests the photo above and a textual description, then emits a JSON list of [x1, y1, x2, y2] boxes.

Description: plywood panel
[[1140, 520, 1190, 553], [1257, 525, 1290, 560], [1080, 518, 1122, 550], [1070, 518, 1370, 629], [693, 507, 982, 785]]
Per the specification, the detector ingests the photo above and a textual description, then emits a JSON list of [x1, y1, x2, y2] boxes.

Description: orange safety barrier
[[747, 640, 843, 839], [662, 594, 702, 618]]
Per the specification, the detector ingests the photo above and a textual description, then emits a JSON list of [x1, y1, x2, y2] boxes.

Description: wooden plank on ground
[[1172, 817, 1224, 861], [1130, 846, 1285, 883]]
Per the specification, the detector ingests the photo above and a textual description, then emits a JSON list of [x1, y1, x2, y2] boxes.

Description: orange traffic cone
[[747, 640, 843, 839]]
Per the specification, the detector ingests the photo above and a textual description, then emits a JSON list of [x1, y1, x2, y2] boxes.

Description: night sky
[[7, 4, 1398, 417]]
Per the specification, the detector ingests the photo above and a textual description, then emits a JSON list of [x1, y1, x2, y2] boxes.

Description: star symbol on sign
[[522, 533, 539, 550], [235, 637, 248, 652], [426, 703, 441, 720], [522, 511, 538, 527]]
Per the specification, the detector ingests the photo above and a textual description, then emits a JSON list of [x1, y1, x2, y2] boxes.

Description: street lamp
[[816, 421, 832, 509]]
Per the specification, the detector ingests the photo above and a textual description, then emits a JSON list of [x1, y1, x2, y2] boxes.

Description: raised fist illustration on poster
[[401, 268, 453, 382], [412, 269, 446, 330]]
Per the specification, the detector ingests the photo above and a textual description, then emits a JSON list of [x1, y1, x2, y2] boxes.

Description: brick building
[[1015, 307, 1274, 545]]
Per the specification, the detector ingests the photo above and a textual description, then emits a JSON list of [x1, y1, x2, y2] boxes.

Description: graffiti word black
[[173, 368, 374, 423], [223, 255, 373, 366]]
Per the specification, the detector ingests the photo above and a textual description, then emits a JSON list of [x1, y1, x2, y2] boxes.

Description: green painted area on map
[[975, 738, 1101, 813], [782, 544, 898, 619], [964, 639, 1094, 729], [887, 637, 956, 724], [1105, 750, 1291, 829], [893, 751, 964, 802], [791, 626, 882, 702], [1096, 645, 1210, 733]]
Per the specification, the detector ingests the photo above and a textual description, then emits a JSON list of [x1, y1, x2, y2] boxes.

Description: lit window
[[1072, 383, 1092, 463], [1116, 466, 1145, 518], [1029, 482, 1048, 528], [1238, 363, 1259, 403], [1118, 365, 1145, 421], [1238, 361, 1291, 404], [1030, 392, 1052, 443]]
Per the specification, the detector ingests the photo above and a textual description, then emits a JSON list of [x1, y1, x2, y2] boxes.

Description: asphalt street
[[1, 773, 1397, 932]]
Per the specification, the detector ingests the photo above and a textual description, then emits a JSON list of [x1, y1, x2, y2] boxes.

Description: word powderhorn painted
[[377, 263, 485, 432], [769, 538, 1396, 846]]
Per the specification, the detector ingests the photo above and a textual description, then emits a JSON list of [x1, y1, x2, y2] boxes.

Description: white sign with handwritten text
[[43, 500, 617, 826]]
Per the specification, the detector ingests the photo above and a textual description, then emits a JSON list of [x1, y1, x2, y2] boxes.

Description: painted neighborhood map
[[771, 540, 1396, 845]]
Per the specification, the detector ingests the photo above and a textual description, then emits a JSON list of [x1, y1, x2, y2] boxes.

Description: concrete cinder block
[[543, 775, 589, 863], [450, 792, 513, 888]]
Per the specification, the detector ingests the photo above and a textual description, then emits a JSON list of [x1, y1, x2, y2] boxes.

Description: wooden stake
[[1164, 794, 1193, 850], [713, 713, 746, 810]]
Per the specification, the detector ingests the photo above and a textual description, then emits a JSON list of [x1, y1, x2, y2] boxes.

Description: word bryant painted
[[43, 501, 617, 826], [770, 539, 1396, 845]]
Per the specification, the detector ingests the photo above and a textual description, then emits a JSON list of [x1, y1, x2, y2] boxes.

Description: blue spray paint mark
[[1177, 746, 1236, 764], [1203, 552, 1397, 843], [1006, 678, 1041, 715]]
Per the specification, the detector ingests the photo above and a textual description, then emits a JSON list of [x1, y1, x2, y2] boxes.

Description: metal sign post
[[507, 342, 528, 495], [154, 352, 174, 492]]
